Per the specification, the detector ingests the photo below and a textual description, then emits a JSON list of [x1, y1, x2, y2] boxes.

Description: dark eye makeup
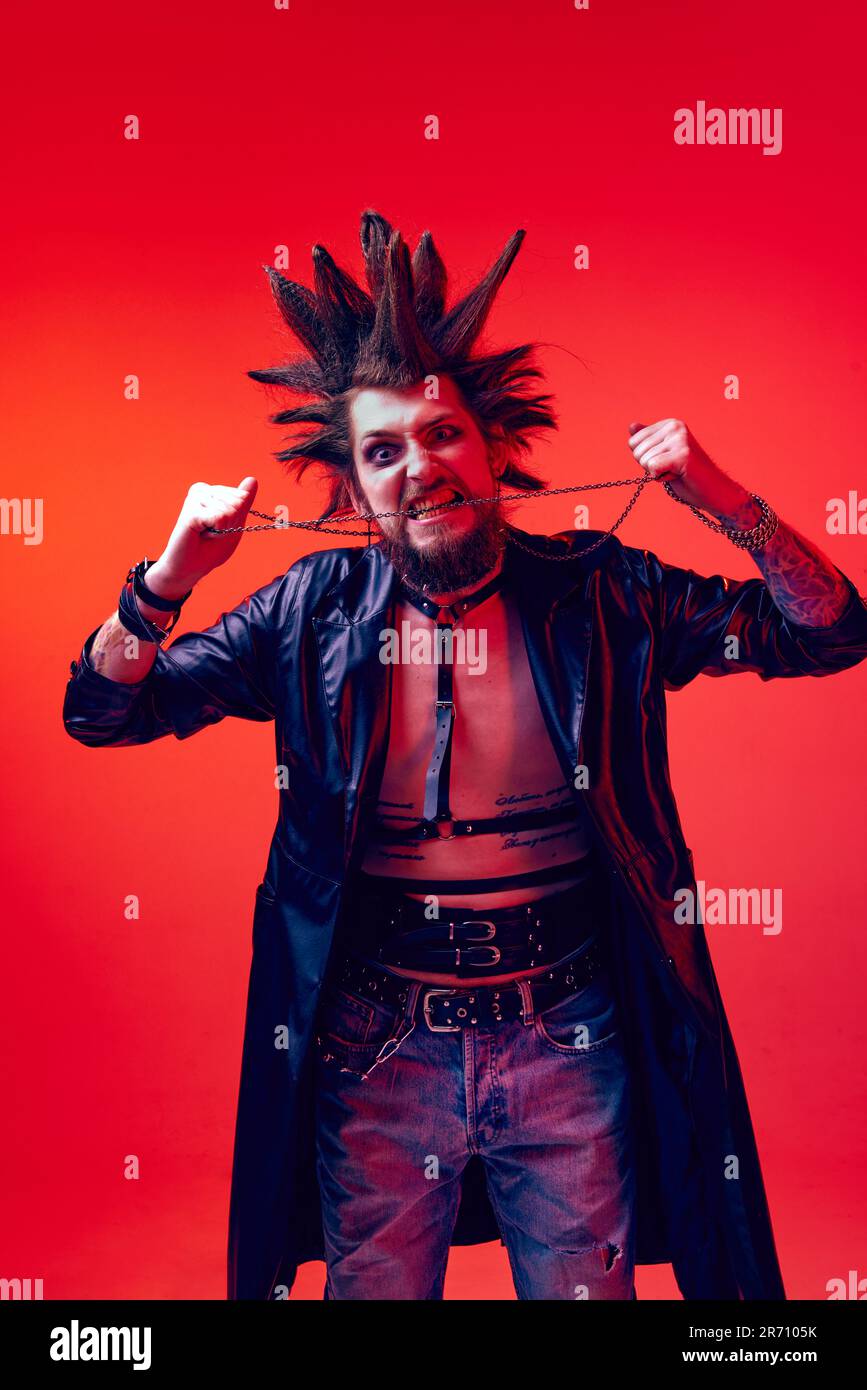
[[363, 424, 461, 464]]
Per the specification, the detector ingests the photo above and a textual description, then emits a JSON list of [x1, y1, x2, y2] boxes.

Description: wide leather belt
[[330, 936, 608, 1031], [344, 872, 611, 977]]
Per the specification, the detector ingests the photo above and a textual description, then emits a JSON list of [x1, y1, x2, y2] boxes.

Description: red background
[[2, 0, 864, 1299]]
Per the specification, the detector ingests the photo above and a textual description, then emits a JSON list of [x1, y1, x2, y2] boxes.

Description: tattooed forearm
[[88, 614, 128, 673], [713, 494, 852, 628], [86, 612, 161, 682]]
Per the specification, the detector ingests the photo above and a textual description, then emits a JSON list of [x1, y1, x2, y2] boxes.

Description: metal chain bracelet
[[660, 481, 779, 551]]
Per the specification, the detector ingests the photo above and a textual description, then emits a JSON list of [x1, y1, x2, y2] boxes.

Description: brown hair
[[247, 210, 557, 520]]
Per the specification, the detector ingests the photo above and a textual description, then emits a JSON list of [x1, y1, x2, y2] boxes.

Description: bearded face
[[348, 376, 509, 594]]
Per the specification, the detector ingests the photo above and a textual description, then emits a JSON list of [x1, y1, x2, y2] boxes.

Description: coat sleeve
[[636, 549, 867, 688], [62, 560, 307, 747]]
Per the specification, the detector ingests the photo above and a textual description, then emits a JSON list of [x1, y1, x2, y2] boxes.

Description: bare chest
[[361, 593, 589, 891]]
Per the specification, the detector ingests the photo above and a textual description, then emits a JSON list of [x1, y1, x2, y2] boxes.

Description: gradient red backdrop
[[2, 0, 865, 1299]]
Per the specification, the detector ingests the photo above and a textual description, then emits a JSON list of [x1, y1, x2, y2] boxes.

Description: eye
[[365, 443, 399, 464], [363, 424, 461, 464], [432, 425, 461, 444]]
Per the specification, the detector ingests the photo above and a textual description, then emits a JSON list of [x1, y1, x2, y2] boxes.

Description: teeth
[[411, 489, 460, 517]]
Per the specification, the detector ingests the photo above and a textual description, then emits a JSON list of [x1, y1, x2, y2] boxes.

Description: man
[[63, 210, 867, 1300]]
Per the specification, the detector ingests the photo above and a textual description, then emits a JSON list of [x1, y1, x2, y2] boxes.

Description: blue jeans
[[313, 942, 637, 1299]]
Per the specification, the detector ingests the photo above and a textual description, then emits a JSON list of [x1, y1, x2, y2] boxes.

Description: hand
[[627, 419, 726, 509], [147, 477, 260, 594]]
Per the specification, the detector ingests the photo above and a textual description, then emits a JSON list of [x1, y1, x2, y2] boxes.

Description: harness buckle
[[447, 923, 502, 968], [460, 944, 502, 967], [456, 919, 498, 942]]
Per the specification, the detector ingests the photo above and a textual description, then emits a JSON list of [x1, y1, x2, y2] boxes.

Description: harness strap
[[373, 801, 582, 843], [397, 567, 505, 839]]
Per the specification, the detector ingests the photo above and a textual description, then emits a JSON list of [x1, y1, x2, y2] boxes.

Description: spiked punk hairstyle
[[247, 210, 558, 521]]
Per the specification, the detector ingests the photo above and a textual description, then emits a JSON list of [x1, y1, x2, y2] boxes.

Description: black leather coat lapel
[[312, 547, 397, 867], [503, 534, 595, 795]]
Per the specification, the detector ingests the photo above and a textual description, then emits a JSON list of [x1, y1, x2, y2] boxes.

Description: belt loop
[[403, 980, 422, 1027], [516, 978, 535, 1025]]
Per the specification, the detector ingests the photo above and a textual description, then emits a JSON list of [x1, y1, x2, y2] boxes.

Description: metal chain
[[505, 476, 653, 559], [206, 475, 657, 552], [660, 483, 779, 549], [204, 472, 777, 557]]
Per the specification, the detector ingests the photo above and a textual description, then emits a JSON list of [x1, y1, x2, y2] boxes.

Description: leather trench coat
[[62, 524, 867, 1300]]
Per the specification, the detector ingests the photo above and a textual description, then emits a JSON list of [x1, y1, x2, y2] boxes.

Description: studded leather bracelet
[[116, 557, 192, 644]]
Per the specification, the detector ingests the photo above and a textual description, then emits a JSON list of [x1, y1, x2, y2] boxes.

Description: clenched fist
[[627, 419, 724, 509], [147, 477, 259, 597]]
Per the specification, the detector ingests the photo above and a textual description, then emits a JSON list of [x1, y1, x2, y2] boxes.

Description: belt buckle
[[456, 919, 497, 942], [422, 988, 461, 1033], [457, 919, 501, 968]]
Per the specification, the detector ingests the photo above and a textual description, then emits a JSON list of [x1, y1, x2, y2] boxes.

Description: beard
[[377, 498, 507, 595]]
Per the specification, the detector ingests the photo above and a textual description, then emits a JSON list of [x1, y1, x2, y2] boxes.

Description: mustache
[[401, 485, 467, 518]]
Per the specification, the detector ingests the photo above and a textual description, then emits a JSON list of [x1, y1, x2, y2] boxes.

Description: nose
[[402, 439, 440, 487]]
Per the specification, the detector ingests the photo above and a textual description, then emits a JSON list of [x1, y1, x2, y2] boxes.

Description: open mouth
[[406, 488, 464, 520]]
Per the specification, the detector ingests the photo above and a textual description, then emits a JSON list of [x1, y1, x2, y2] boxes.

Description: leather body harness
[[337, 565, 613, 984], [369, 566, 586, 864]]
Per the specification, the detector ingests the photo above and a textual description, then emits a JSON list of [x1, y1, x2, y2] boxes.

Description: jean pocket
[[315, 983, 403, 1055], [532, 973, 620, 1056]]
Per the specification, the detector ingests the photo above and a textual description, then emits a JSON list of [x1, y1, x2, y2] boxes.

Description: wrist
[[119, 598, 169, 628], [663, 477, 779, 551], [143, 560, 198, 603], [703, 477, 761, 527]]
